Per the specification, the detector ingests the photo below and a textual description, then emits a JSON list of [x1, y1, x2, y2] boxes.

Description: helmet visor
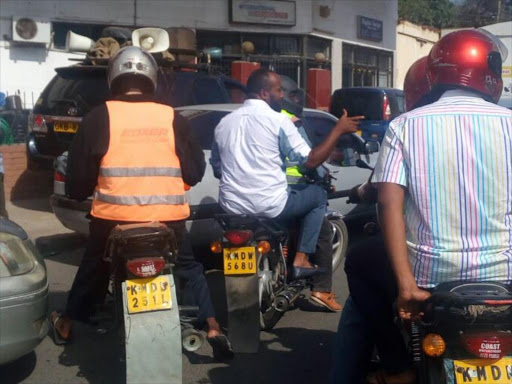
[[477, 28, 509, 62]]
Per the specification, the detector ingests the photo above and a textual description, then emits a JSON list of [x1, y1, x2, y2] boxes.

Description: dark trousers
[[332, 235, 409, 383], [311, 216, 333, 292], [65, 217, 215, 324]]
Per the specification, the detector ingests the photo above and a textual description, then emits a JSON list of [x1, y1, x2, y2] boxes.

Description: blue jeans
[[275, 184, 327, 254]]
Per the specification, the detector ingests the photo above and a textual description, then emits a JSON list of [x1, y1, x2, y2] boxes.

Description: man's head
[[108, 46, 158, 97], [404, 56, 432, 112], [247, 68, 283, 112], [426, 29, 507, 103]]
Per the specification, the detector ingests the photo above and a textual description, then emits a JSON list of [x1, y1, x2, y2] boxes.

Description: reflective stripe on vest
[[99, 167, 182, 177], [91, 101, 190, 222]]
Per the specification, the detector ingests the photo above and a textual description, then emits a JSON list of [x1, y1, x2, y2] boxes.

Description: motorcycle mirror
[[364, 140, 380, 154]]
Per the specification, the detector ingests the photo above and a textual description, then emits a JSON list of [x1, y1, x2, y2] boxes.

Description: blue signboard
[[358, 16, 383, 42]]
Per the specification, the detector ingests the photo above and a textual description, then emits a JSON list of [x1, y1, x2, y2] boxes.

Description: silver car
[[0, 218, 49, 365], [50, 105, 379, 268]]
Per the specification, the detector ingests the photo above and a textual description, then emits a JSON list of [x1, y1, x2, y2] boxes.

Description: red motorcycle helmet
[[404, 56, 431, 111], [426, 29, 507, 104]]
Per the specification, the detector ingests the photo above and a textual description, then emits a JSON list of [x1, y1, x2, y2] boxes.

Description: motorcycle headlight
[[0, 237, 35, 276]]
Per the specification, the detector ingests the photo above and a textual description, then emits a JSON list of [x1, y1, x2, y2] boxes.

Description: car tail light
[[29, 114, 48, 133], [461, 333, 512, 359], [224, 230, 253, 245], [126, 257, 166, 278], [54, 172, 66, 182], [383, 95, 392, 121]]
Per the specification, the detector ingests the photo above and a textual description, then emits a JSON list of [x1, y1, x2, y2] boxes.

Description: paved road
[[1, 199, 359, 384]]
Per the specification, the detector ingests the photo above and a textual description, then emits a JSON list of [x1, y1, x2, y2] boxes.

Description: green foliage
[[398, 0, 455, 28], [399, 0, 512, 28]]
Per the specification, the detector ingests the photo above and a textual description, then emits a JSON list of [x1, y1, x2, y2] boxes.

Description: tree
[[452, 0, 512, 27], [398, 0, 455, 28]]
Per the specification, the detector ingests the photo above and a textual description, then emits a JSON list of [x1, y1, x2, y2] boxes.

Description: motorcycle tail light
[[210, 241, 223, 254], [461, 333, 512, 359], [126, 257, 166, 278], [257, 241, 271, 254], [224, 230, 253, 245], [422, 333, 446, 357]]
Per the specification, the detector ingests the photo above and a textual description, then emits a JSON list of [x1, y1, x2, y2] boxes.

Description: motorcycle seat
[[430, 281, 512, 305]]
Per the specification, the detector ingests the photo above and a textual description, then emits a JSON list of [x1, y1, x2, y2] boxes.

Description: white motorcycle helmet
[[107, 46, 158, 93]]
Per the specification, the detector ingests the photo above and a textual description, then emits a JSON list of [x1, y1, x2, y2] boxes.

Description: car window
[[41, 72, 110, 115], [177, 110, 230, 150], [302, 113, 363, 167], [390, 92, 405, 117], [331, 91, 383, 121]]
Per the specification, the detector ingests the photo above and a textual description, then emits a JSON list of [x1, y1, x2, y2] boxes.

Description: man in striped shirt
[[375, 30, 512, 320]]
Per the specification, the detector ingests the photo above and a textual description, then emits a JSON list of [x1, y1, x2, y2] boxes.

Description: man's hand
[[334, 109, 365, 135], [397, 284, 431, 321]]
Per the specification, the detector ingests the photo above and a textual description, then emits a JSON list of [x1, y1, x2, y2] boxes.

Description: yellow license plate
[[126, 275, 172, 314], [223, 247, 257, 275], [454, 357, 512, 383], [54, 122, 78, 133]]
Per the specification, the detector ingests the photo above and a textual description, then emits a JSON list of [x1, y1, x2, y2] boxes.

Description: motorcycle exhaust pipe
[[274, 288, 300, 312], [182, 327, 205, 352]]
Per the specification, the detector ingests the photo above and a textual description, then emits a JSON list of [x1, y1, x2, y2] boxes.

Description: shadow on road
[[205, 327, 336, 384], [36, 232, 87, 260], [0, 351, 37, 384]]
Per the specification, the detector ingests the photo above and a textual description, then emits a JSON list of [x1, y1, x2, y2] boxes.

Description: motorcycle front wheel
[[329, 217, 348, 272]]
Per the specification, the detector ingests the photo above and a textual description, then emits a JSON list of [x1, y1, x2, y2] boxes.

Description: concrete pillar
[[231, 61, 261, 85], [307, 68, 331, 111], [331, 40, 342, 92]]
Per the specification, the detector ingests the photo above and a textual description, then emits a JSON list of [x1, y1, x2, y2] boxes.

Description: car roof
[[176, 103, 337, 118]]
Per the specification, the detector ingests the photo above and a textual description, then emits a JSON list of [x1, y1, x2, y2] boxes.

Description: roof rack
[[68, 48, 213, 73]]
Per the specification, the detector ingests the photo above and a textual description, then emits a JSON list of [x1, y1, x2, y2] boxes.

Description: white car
[[50, 105, 379, 268]]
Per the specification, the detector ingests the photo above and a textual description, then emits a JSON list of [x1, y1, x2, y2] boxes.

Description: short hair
[[246, 68, 274, 95]]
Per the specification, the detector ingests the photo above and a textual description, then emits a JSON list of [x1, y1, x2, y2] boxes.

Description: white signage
[[230, 0, 296, 26]]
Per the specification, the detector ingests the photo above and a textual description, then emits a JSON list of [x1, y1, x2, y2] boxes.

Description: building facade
[[0, 0, 398, 108], [396, 20, 440, 90]]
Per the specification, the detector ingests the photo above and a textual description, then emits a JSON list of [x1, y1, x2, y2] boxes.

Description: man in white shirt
[[211, 68, 363, 280]]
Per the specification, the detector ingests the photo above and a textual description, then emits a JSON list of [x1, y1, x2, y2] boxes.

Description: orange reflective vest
[[90, 101, 190, 222]]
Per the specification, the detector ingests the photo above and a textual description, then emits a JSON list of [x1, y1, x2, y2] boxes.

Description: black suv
[[27, 64, 248, 168], [330, 87, 404, 143]]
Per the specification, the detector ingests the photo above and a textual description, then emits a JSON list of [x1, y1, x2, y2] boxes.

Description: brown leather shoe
[[310, 291, 342, 312]]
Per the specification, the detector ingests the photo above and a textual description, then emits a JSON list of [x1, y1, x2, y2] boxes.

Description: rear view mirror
[[364, 140, 380, 154]]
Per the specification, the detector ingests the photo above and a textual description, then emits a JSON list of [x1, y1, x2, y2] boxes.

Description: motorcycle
[[346, 164, 512, 384], [100, 222, 204, 384], [210, 168, 348, 353], [414, 282, 512, 383]]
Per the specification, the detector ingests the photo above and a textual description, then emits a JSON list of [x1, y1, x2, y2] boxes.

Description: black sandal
[[207, 334, 234, 362]]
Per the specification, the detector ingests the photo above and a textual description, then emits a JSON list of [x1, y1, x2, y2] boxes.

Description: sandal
[[50, 311, 72, 345], [207, 334, 234, 363]]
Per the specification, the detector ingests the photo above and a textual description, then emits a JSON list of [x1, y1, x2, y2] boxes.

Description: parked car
[[27, 64, 248, 169], [330, 87, 405, 143], [0, 218, 49, 365], [50, 105, 379, 266]]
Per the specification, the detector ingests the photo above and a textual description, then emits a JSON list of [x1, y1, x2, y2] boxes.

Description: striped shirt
[[374, 90, 512, 288]]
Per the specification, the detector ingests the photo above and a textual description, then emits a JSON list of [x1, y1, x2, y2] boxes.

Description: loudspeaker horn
[[65, 30, 95, 53], [132, 28, 170, 53]]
